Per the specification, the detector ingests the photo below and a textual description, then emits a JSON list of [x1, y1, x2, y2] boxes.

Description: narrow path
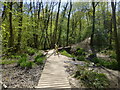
[[36, 50, 71, 89]]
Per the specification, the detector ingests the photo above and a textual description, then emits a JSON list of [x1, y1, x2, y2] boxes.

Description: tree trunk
[[17, 2, 23, 51], [8, 2, 14, 52], [53, 0, 61, 47], [33, 1, 38, 49], [57, 2, 68, 46], [111, 1, 120, 70], [109, 17, 112, 49], [2, 2, 7, 21], [90, 2, 98, 55], [66, 1, 72, 46]]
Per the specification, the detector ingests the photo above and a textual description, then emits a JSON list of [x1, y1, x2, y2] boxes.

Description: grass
[[34, 54, 46, 64], [77, 56, 85, 61], [26, 47, 37, 55], [101, 50, 116, 59], [20, 61, 35, 69], [17, 54, 36, 69], [74, 65, 109, 88], [60, 50, 73, 57], [92, 57, 118, 70], [0, 60, 18, 65], [17, 56, 27, 65], [76, 47, 85, 56]]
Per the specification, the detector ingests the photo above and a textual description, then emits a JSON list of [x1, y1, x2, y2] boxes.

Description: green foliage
[[109, 52, 116, 59], [17, 56, 27, 65], [92, 57, 118, 70], [77, 56, 85, 61], [35, 55, 46, 64], [34, 52, 46, 65], [0, 60, 18, 65], [76, 47, 85, 56], [26, 47, 36, 55], [20, 61, 34, 69], [100, 50, 116, 59], [74, 65, 109, 88], [11, 55, 21, 59], [35, 57, 45, 64], [60, 50, 73, 57], [17, 55, 34, 69], [20, 61, 27, 68]]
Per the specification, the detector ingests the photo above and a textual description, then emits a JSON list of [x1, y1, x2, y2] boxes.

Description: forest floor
[[1, 53, 46, 88], [1, 38, 120, 88], [70, 38, 120, 88]]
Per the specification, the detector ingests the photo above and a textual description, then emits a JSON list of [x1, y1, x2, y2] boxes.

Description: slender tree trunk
[[53, 0, 61, 47], [57, 2, 68, 46], [50, 4, 54, 48], [78, 17, 82, 42], [90, 2, 95, 52], [111, 1, 120, 70], [66, 1, 72, 46], [43, 4, 51, 49], [8, 2, 14, 52], [109, 17, 112, 49], [2, 2, 7, 21], [90, 2, 99, 55], [33, 1, 38, 49], [17, 2, 23, 51]]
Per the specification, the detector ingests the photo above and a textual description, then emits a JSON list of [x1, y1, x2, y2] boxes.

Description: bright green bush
[[17, 57, 27, 65], [35, 57, 45, 64], [35, 53, 44, 62], [60, 50, 73, 57], [26, 61, 33, 68], [20, 61, 27, 68], [19, 61, 34, 69]]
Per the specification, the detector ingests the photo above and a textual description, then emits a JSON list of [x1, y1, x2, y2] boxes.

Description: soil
[[1, 60, 45, 88]]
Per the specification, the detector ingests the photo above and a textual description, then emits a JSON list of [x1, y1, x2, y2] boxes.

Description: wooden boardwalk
[[36, 50, 71, 89]]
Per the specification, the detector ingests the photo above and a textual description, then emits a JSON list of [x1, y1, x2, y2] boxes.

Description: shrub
[[26, 61, 33, 68], [0, 60, 18, 65], [74, 65, 109, 88], [35, 52, 44, 62], [20, 61, 27, 68], [17, 57, 27, 65], [75, 47, 85, 56], [11, 55, 21, 59], [109, 52, 116, 59], [77, 56, 85, 61], [60, 50, 73, 57], [35, 57, 45, 64], [91, 57, 118, 70], [26, 47, 36, 55], [19, 61, 34, 69]]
